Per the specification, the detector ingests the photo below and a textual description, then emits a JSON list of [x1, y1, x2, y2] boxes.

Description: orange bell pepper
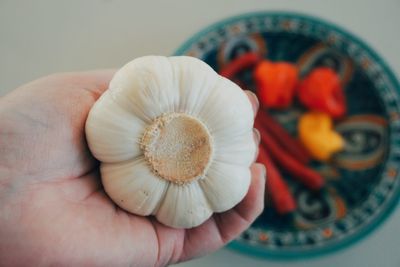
[[253, 61, 298, 109]]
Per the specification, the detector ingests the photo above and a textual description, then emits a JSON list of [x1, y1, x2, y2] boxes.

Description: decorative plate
[[174, 12, 400, 258]]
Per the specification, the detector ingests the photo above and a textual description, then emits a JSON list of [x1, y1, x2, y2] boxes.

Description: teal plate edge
[[174, 11, 400, 260]]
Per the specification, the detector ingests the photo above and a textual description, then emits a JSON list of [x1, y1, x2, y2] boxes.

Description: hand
[[0, 71, 265, 266]]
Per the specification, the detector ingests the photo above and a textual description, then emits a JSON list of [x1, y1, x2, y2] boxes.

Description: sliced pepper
[[298, 67, 346, 118], [298, 112, 345, 161], [257, 145, 296, 214], [253, 60, 298, 109], [219, 52, 261, 79]]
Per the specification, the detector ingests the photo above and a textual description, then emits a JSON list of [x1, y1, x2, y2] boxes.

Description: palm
[[0, 71, 264, 266]]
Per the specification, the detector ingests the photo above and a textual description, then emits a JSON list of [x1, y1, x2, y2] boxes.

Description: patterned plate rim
[[174, 11, 400, 259]]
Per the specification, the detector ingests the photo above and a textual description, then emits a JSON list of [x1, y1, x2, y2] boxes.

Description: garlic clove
[[108, 56, 179, 123], [213, 131, 256, 167], [168, 56, 219, 115], [156, 181, 213, 228], [199, 162, 251, 212], [197, 77, 254, 139], [101, 158, 168, 216], [85, 91, 146, 163]]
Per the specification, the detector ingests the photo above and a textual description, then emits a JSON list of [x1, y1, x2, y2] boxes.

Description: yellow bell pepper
[[298, 112, 345, 161]]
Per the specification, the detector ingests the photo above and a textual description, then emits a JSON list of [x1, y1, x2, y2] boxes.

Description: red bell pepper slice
[[298, 67, 346, 118]]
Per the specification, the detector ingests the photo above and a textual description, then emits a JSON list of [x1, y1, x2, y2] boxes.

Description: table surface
[[1, 0, 399, 266]]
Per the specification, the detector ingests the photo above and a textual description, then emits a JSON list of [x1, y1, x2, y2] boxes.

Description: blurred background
[[0, 1, 399, 266]]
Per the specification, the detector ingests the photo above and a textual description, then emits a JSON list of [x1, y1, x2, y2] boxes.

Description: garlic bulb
[[85, 56, 256, 228]]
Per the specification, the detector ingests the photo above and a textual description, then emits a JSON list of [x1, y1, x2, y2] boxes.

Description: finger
[[244, 90, 259, 117], [215, 163, 266, 240], [247, 90, 260, 162], [177, 163, 266, 263]]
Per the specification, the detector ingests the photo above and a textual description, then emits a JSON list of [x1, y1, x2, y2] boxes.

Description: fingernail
[[253, 128, 261, 145], [261, 164, 267, 182], [245, 90, 259, 114], [254, 143, 259, 162]]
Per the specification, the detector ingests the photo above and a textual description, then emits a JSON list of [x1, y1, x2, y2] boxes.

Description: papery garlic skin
[[85, 56, 255, 228]]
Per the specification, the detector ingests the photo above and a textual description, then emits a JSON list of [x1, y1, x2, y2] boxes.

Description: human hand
[[0, 71, 265, 266]]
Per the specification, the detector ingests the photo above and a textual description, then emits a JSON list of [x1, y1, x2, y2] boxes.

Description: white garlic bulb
[[85, 56, 256, 228]]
